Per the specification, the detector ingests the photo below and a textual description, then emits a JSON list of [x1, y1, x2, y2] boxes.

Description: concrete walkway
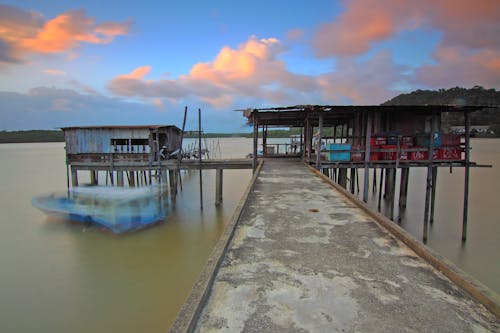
[[195, 159, 499, 332]]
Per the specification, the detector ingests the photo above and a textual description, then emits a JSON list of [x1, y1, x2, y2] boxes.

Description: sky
[[0, 0, 499, 132]]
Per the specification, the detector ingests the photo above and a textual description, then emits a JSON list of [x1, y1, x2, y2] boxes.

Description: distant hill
[[383, 86, 500, 136], [383, 86, 500, 106], [0, 130, 64, 143]]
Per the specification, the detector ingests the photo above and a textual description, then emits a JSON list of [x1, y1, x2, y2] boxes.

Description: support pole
[[398, 168, 409, 221], [117, 171, 124, 187], [129, 171, 135, 187], [71, 166, 78, 187], [252, 110, 258, 172], [430, 167, 437, 224], [198, 108, 203, 210], [462, 111, 471, 241], [389, 169, 396, 221], [338, 168, 347, 188], [316, 111, 323, 169], [423, 116, 435, 243], [363, 112, 372, 202], [90, 170, 98, 185], [378, 168, 384, 211], [215, 169, 223, 205], [350, 168, 356, 194]]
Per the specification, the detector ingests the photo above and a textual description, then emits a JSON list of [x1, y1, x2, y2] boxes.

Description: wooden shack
[[244, 105, 493, 242], [62, 125, 181, 187]]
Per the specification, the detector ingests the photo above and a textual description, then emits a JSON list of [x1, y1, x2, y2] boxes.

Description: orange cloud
[[109, 36, 318, 109], [42, 68, 66, 76], [0, 5, 130, 64], [313, 0, 499, 57]]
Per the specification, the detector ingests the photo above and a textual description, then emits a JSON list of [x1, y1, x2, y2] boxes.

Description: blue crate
[[326, 144, 351, 161]]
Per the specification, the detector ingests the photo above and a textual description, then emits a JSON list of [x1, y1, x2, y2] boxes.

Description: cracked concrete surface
[[195, 159, 499, 332]]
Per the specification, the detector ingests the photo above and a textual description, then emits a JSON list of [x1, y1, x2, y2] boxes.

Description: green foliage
[[0, 130, 64, 143], [384, 86, 500, 137]]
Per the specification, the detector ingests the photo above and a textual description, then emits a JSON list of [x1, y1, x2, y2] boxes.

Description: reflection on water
[[0, 138, 498, 333], [0, 140, 251, 333]]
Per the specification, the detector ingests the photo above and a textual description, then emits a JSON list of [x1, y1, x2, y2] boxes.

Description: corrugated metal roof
[[61, 125, 180, 131]]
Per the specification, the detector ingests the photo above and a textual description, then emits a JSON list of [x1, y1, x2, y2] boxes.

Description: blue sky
[[0, 0, 498, 131]]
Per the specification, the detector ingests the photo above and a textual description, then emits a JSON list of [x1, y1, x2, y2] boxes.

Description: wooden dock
[[171, 159, 500, 332]]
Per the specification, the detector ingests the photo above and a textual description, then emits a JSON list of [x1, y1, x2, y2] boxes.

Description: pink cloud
[[42, 68, 66, 76], [0, 5, 130, 64], [313, 0, 499, 57], [318, 50, 407, 104], [108, 36, 318, 109]]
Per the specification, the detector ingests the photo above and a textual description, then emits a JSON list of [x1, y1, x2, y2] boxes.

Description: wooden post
[[71, 166, 78, 187], [363, 112, 372, 202], [263, 125, 267, 156], [316, 111, 323, 169], [398, 167, 409, 222], [372, 168, 377, 193], [252, 110, 258, 172], [350, 168, 356, 193], [338, 168, 347, 188], [423, 117, 435, 243], [215, 169, 223, 205], [389, 168, 396, 221], [430, 167, 437, 224], [198, 108, 203, 210], [90, 170, 97, 185], [378, 168, 384, 211], [129, 171, 135, 187], [117, 171, 124, 187], [462, 111, 471, 241]]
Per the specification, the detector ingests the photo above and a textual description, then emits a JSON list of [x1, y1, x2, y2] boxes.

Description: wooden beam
[[462, 111, 471, 241], [363, 111, 372, 202]]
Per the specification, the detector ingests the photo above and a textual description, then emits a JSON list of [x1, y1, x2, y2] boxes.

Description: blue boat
[[32, 185, 168, 233]]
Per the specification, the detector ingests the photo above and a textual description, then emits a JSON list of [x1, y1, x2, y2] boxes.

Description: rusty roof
[[61, 125, 180, 131]]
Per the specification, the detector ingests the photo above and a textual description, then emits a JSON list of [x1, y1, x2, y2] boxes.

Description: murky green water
[[0, 138, 498, 332], [0, 138, 251, 333]]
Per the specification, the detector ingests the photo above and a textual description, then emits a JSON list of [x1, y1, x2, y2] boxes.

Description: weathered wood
[[423, 117, 435, 243], [350, 168, 356, 194], [117, 171, 124, 187], [338, 168, 347, 188], [316, 112, 323, 169], [199, 108, 203, 210], [253, 111, 258, 171], [378, 168, 384, 211], [71, 166, 78, 187], [462, 111, 471, 241], [430, 167, 437, 224], [129, 171, 135, 187], [363, 112, 372, 202], [215, 169, 223, 205], [90, 170, 98, 185], [389, 169, 396, 221]]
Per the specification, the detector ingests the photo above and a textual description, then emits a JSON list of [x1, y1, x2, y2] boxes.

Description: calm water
[[0, 138, 251, 333], [0, 138, 498, 332]]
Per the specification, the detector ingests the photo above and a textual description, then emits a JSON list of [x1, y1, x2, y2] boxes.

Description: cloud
[[312, 0, 499, 57], [0, 4, 131, 65], [0, 86, 246, 132], [415, 46, 500, 88], [318, 50, 408, 104], [43, 69, 66, 76], [108, 36, 318, 108]]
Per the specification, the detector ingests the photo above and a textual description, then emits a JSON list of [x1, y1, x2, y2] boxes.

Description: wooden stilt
[[423, 121, 435, 243], [198, 108, 203, 210], [363, 112, 372, 202], [462, 111, 471, 241], [215, 169, 223, 205], [117, 171, 124, 187], [316, 112, 323, 169], [71, 166, 78, 187], [129, 171, 135, 187], [378, 167, 384, 211], [350, 168, 355, 194], [430, 167, 437, 224], [252, 111, 258, 172], [338, 168, 347, 188], [90, 170, 97, 185], [389, 169, 396, 221]]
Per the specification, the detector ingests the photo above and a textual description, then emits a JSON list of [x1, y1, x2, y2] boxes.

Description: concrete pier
[[174, 159, 499, 332]]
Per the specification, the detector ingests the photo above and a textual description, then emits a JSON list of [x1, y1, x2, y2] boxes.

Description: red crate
[[410, 147, 439, 160], [439, 147, 462, 160], [351, 145, 364, 161], [441, 133, 461, 146], [370, 137, 387, 146], [402, 136, 414, 147], [382, 145, 409, 160]]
